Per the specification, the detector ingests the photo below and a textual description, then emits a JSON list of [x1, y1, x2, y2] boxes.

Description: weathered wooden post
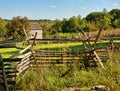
[[0, 55, 9, 91], [78, 28, 105, 69]]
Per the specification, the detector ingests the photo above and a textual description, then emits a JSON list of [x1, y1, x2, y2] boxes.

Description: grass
[[33, 42, 82, 50], [0, 41, 109, 58], [19, 51, 120, 91], [0, 48, 20, 58], [16, 42, 120, 91], [0, 41, 112, 57], [1, 41, 120, 90]]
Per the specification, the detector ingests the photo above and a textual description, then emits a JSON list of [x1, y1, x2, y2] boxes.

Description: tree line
[[53, 9, 120, 33], [0, 16, 30, 40], [0, 8, 120, 39]]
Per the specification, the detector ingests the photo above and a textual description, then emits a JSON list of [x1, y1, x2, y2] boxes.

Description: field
[[0, 48, 20, 58], [0, 41, 120, 91]]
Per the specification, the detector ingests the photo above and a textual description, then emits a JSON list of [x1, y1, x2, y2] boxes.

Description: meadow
[[0, 41, 120, 91]]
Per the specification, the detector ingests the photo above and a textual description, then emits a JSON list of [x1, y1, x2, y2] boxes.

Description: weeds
[[1, 42, 120, 91], [17, 50, 120, 91]]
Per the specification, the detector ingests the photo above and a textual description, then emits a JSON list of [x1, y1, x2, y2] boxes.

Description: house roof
[[30, 23, 42, 30]]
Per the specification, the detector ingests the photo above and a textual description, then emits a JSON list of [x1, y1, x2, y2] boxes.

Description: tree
[[0, 17, 7, 37], [62, 16, 81, 33], [39, 21, 54, 38], [112, 19, 120, 28], [53, 19, 62, 33], [6, 16, 30, 39], [56, 16, 89, 33], [86, 9, 112, 30], [77, 16, 89, 32], [109, 9, 120, 28], [61, 18, 69, 33]]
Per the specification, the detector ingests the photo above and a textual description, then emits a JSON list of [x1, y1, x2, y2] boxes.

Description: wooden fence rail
[[0, 32, 37, 91], [0, 52, 32, 91], [0, 47, 109, 90], [31, 48, 109, 68]]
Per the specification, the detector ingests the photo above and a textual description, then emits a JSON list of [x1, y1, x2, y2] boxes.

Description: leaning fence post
[[0, 55, 9, 91]]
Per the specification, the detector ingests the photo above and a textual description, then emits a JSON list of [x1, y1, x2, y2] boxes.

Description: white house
[[30, 23, 43, 39]]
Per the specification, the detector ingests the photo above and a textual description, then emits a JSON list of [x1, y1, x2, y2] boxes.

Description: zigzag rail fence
[[32, 47, 109, 68], [1, 29, 118, 91], [0, 39, 110, 91], [0, 43, 110, 91], [0, 32, 37, 91], [0, 45, 35, 91]]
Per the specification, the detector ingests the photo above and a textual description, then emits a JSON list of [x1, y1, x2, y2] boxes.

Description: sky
[[0, 0, 120, 20]]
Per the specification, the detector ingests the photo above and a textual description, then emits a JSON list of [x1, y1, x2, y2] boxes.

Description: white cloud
[[113, 3, 118, 7], [50, 5, 57, 8]]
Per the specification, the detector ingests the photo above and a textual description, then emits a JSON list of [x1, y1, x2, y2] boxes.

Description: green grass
[[56, 33, 78, 37], [33, 42, 82, 49], [0, 41, 109, 58], [19, 51, 120, 91], [19, 42, 120, 91], [1, 41, 120, 90], [0, 48, 20, 58], [0, 42, 83, 58]]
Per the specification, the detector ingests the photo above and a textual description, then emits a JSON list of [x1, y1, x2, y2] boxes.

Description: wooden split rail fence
[[32, 48, 109, 68], [0, 47, 109, 91], [0, 44, 35, 91], [0, 28, 111, 90], [0, 52, 32, 91], [0, 31, 37, 91]]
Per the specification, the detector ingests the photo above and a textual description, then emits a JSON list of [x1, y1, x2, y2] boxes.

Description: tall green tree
[[62, 16, 85, 33], [77, 15, 89, 32], [53, 19, 62, 33], [86, 9, 112, 30], [56, 16, 89, 33], [109, 9, 120, 28], [0, 17, 7, 37], [61, 18, 69, 33], [39, 21, 54, 38], [103, 10, 112, 30], [6, 16, 30, 39]]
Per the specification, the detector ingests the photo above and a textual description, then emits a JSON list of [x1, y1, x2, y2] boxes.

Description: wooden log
[[18, 51, 32, 59], [3, 58, 22, 62], [35, 47, 103, 55], [26, 37, 34, 41], [6, 74, 16, 78], [5, 70, 18, 74], [17, 58, 30, 68], [0, 78, 16, 85], [17, 65, 29, 75], [9, 45, 32, 58], [94, 51, 105, 69], [17, 61, 30, 72], [34, 57, 81, 60], [31, 61, 74, 65]]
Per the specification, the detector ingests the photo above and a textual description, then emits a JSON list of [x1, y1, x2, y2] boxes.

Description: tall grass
[[1, 42, 120, 90], [18, 50, 120, 91], [89, 28, 120, 38], [56, 33, 78, 37], [55, 28, 120, 39]]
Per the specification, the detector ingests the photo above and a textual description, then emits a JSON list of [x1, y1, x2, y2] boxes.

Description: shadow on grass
[[1, 50, 19, 58]]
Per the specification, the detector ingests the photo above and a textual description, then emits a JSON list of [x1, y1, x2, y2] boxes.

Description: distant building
[[30, 23, 43, 39]]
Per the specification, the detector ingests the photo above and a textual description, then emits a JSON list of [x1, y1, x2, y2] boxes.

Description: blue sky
[[0, 0, 120, 20]]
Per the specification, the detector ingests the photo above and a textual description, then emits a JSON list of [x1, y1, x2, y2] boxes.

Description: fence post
[[0, 55, 9, 91]]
